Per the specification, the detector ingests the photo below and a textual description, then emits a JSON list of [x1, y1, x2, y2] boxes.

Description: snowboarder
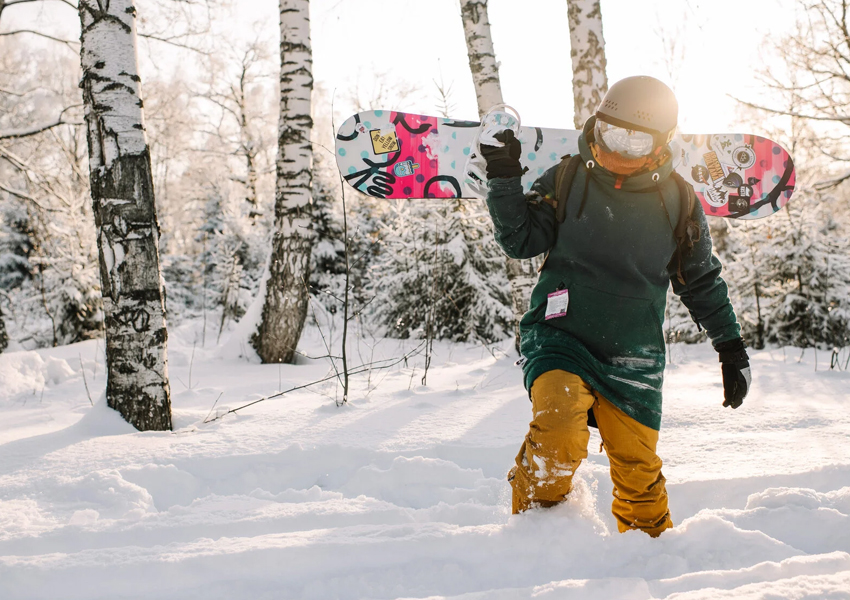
[[481, 76, 752, 537]]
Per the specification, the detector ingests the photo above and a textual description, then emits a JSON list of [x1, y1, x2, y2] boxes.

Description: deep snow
[[1, 322, 850, 600]]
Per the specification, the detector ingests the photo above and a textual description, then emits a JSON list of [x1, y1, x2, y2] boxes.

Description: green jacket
[[486, 119, 740, 430]]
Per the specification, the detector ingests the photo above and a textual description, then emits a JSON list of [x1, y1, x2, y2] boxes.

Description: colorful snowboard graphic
[[335, 110, 796, 220]]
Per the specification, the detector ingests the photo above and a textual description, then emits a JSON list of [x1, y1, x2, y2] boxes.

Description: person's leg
[[509, 370, 596, 514], [591, 394, 673, 537]]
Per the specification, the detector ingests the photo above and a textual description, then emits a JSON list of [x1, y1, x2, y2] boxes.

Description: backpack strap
[[671, 171, 700, 253], [668, 173, 701, 319], [658, 173, 703, 331], [540, 155, 583, 221], [552, 154, 583, 223], [536, 154, 583, 273]]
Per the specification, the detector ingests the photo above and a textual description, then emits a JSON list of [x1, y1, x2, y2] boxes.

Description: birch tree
[[459, 0, 502, 116], [251, 0, 313, 364], [78, 0, 172, 431], [194, 36, 273, 221], [0, 304, 7, 352], [566, 0, 608, 128], [459, 0, 534, 352]]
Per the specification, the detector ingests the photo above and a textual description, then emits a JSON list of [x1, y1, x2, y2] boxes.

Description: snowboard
[[335, 109, 796, 220]]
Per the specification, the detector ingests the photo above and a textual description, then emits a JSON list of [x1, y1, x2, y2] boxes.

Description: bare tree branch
[[1, 0, 77, 10], [730, 94, 850, 125], [0, 85, 25, 96], [203, 341, 427, 423], [0, 29, 79, 49], [814, 169, 850, 189], [138, 31, 210, 54], [0, 104, 83, 140], [0, 181, 60, 212]]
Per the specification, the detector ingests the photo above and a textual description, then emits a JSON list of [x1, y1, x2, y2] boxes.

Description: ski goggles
[[594, 119, 656, 158]]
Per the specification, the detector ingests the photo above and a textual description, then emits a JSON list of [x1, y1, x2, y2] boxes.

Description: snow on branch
[[0, 106, 83, 140], [814, 170, 850, 190]]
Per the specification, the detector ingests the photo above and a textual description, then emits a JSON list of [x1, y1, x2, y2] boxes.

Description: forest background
[[1, 0, 849, 423]]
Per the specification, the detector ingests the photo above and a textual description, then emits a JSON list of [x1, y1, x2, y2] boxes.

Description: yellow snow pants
[[508, 369, 673, 537]]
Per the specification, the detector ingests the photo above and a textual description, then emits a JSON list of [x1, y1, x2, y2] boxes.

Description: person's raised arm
[[482, 130, 557, 260]]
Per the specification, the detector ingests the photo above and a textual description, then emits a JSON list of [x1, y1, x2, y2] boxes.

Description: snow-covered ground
[[2, 322, 850, 600]]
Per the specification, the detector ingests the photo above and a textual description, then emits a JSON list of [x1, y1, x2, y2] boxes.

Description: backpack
[[549, 154, 700, 286]]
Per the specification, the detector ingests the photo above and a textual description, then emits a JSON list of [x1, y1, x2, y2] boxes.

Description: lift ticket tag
[[545, 289, 569, 320]]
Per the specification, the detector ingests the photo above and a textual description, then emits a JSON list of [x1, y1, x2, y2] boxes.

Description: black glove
[[715, 338, 751, 409], [480, 129, 523, 179]]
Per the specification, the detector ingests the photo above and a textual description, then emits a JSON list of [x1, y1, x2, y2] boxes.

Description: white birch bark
[[459, 0, 534, 353], [504, 255, 537, 352], [567, 0, 608, 128], [240, 99, 261, 219], [79, 0, 172, 431], [460, 0, 503, 115], [243, 135, 260, 219], [251, 0, 313, 363]]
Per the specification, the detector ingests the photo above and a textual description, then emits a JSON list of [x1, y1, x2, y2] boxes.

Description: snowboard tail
[[337, 111, 480, 199], [335, 109, 795, 220]]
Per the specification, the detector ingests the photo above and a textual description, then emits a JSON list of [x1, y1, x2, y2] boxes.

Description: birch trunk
[[459, 0, 535, 353], [244, 144, 260, 219], [78, 0, 172, 430], [238, 65, 262, 220], [0, 305, 7, 353], [566, 0, 608, 128], [251, 0, 313, 364], [240, 102, 261, 220], [459, 0, 502, 115]]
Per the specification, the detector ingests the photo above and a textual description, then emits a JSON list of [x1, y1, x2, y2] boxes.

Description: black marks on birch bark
[[0, 306, 7, 353], [79, 0, 172, 431], [253, 0, 314, 364], [461, 4, 500, 86], [566, 0, 608, 128]]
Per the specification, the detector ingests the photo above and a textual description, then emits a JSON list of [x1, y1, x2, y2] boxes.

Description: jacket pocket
[[545, 282, 665, 366]]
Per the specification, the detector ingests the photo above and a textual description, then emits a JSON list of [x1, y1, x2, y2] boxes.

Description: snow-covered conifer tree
[[78, 0, 172, 431], [760, 193, 850, 350], [252, 0, 314, 364], [0, 201, 34, 294], [719, 219, 772, 349], [459, 0, 535, 351], [309, 150, 347, 315], [370, 197, 511, 343], [566, 0, 608, 128], [664, 287, 706, 346], [197, 183, 245, 341]]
